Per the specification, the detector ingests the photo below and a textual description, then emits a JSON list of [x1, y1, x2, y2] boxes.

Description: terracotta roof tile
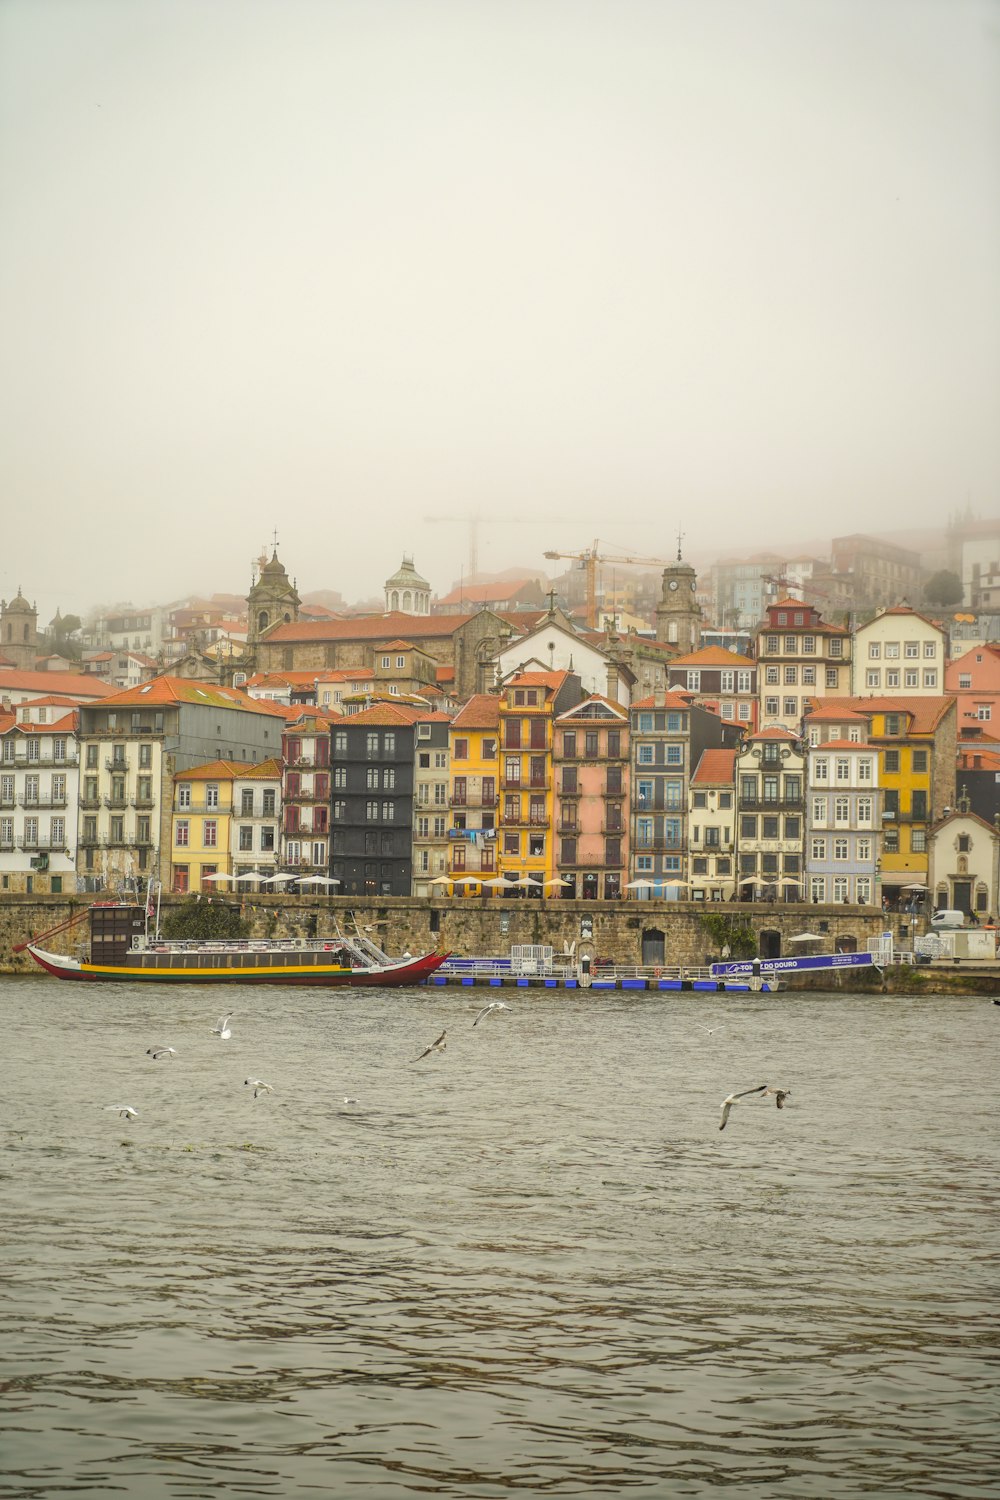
[[0, 668, 117, 697], [668, 646, 756, 668], [451, 694, 501, 729], [262, 612, 482, 644], [692, 748, 737, 784]]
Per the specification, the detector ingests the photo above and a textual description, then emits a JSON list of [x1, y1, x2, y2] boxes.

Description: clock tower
[[654, 545, 701, 651]]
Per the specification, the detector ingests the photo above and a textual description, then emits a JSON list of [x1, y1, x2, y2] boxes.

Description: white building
[[0, 699, 80, 895], [851, 607, 947, 696], [927, 809, 1000, 922], [231, 759, 282, 883], [805, 740, 881, 906]]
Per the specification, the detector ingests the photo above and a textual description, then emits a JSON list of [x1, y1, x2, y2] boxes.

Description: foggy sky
[[1, 0, 998, 622]]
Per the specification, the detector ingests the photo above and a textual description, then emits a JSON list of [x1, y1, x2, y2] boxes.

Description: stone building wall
[[1, 893, 921, 974]]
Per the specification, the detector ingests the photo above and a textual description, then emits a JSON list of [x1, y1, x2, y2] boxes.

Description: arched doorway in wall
[[642, 927, 665, 965], [760, 929, 781, 960], [836, 934, 858, 954]]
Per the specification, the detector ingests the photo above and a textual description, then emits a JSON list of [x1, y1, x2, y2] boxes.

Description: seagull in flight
[[146, 1046, 178, 1061], [211, 1016, 233, 1039], [473, 1001, 510, 1027], [244, 1079, 273, 1099], [104, 1105, 138, 1122], [719, 1084, 768, 1131], [412, 1029, 446, 1062], [764, 1086, 791, 1109]]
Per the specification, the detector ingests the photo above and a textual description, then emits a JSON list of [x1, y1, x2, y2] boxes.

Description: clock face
[[669, 579, 679, 591], [690, 580, 697, 591]]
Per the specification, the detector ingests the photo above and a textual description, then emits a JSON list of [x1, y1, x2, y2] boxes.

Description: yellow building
[[446, 693, 501, 891], [496, 671, 581, 894], [808, 696, 957, 903], [171, 760, 253, 893]]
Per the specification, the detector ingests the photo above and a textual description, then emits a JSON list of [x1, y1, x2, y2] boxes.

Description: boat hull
[[26, 945, 448, 988]]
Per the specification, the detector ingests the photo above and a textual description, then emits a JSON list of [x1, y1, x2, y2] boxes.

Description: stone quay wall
[[0, 893, 921, 975]]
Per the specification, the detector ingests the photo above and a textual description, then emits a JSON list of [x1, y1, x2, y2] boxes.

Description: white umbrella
[[663, 878, 689, 887], [482, 875, 516, 888], [428, 875, 454, 886], [543, 875, 572, 887], [260, 872, 295, 885], [452, 875, 483, 887], [296, 875, 341, 887], [512, 874, 541, 887], [236, 869, 267, 882], [202, 872, 234, 883], [903, 883, 928, 891], [780, 878, 804, 887], [789, 932, 824, 942]]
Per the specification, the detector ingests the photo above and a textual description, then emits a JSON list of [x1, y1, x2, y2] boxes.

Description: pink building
[[945, 644, 1000, 733], [553, 695, 629, 900]]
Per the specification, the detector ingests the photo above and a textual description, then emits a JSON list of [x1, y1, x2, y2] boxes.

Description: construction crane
[[425, 513, 567, 581], [543, 540, 677, 629]]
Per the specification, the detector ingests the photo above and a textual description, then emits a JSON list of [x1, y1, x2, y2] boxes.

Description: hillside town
[[2, 518, 999, 923]]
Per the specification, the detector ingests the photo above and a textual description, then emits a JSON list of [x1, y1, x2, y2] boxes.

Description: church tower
[[654, 545, 701, 652], [246, 548, 301, 663], [0, 588, 39, 670], [384, 556, 431, 615]]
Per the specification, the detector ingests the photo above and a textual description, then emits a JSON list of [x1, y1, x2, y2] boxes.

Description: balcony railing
[[1, 754, 78, 769], [16, 795, 68, 810], [104, 795, 129, 809], [738, 796, 804, 811], [104, 758, 129, 772], [17, 835, 70, 852], [556, 818, 579, 834], [500, 774, 549, 791]]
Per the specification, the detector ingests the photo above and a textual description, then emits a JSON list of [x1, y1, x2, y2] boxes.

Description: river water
[[1, 977, 997, 1499]]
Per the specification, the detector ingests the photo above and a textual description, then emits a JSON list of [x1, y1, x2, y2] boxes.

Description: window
[[802, 666, 816, 686], [857, 796, 873, 824], [53, 738, 67, 761], [977, 704, 993, 721], [783, 699, 797, 717], [924, 641, 936, 658], [762, 815, 779, 839], [884, 750, 900, 774], [784, 666, 797, 685], [810, 876, 825, 902], [784, 636, 796, 652], [665, 745, 683, 766], [206, 784, 220, 809], [834, 838, 849, 861], [175, 820, 189, 847], [765, 666, 780, 685], [382, 801, 394, 820], [50, 817, 65, 847], [383, 767, 396, 789], [885, 641, 900, 659], [904, 641, 919, 658], [869, 642, 881, 659], [883, 827, 899, 852], [454, 738, 469, 760], [784, 816, 800, 839], [139, 743, 152, 768], [366, 800, 379, 820], [381, 656, 391, 669], [923, 671, 937, 689], [911, 749, 928, 774], [765, 635, 778, 653], [856, 877, 871, 904], [857, 837, 871, 862], [686, 670, 701, 691], [239, 826, 253, 851], [637, 744, 654, 765], [366, 766, 379, 790], [886, 671, 900, 689], [866, 670, 881, 689], [585, 730, 599, 758], [86, 744, 98, 768], [814, 758, 828, 782], [740, 815, 756, 839], [810, 836, 826, 861], [825, 669, 839, 688], [835, 797, 849, 824], [262, 789, 276, 815], [334, 731, 347, 756], [858, 758, 873, 782], [396, 656, 405, 669], [833, 876, 849, 902], [203, 820, 217, 847], [812, 796, 827, 823], [765, 697, 779, 715], [911, 829, 927, 852], [958, 674, 972, 689]]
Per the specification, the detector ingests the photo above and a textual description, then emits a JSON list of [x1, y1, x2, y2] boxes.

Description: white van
[[930, 909, 965, 930]]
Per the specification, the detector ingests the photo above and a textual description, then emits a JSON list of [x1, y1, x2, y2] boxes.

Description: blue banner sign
[[711, 951, 878, 977]]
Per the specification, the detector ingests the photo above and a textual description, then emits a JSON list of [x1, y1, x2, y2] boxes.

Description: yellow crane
[[543, 540, 677, 629]]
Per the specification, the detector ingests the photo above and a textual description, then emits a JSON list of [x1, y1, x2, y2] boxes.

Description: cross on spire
[[676, 526, 685, 562], [546, 588, 558, 615]]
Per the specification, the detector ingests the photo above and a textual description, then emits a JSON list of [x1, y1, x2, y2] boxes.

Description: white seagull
[[472, 1000, 511, 1027], [341, 1097, 360, 1106], [146, 1046, 178, 1061], [763, 1086, 791, 1109], [719, 1084, 769, 1131], [211, 1016, 233, 1039], [104, 1105, 138, 1122], [244, 1078, 273, 1099], [412, 1028, 447, 1062]]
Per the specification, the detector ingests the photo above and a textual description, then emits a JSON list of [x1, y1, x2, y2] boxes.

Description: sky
[[1, 0, 998, 623]]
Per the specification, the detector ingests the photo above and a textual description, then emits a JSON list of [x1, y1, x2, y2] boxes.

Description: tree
[[923, 570, 964, 608], [162, 897, 248, 942]]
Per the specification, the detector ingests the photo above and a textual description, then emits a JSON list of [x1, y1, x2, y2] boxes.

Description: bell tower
[[654, 536, 701, 651], [0, 587, 39, 670], [246, 544, 301, 664]]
